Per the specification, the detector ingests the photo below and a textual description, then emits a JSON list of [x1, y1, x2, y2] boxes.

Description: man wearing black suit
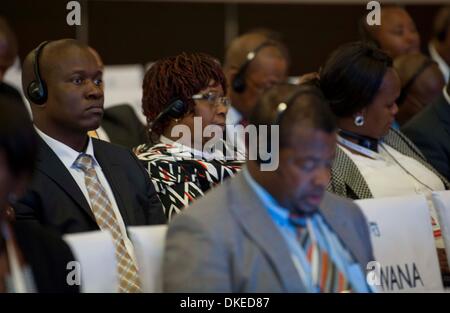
[[16, 135, 165, 233], [402, 85, 450, 182], [14, 39, 165, 292]]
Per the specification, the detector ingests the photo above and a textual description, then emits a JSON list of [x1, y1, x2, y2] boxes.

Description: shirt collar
[[429, 41, 450, 83], [34, 126, 97, 169], [226, 105, 243, 126], [443, 86, 450, 107], [242, 168, 291, 226]]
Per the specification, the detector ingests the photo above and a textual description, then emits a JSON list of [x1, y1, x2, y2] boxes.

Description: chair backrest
[[431, 190, 450, 271], [128, 225, 168, 292], [3, 57, 32, 116], [103, 64, 146, 124], [356, 194, 443, 292], [3, 57, 22, 92], [63, 231, 118, 293]]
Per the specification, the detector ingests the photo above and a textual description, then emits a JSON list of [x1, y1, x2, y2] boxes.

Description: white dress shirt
[[226, 105, 242, 126], [34, 127, 137, 263], [339, 142, 446, 248], [225, 105, 247, 157], [442, 85, 450, 107], [94, 126, 110, 142], [429, 41, 450, 84]]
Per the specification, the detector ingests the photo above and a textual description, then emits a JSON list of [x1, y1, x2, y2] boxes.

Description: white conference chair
[[3, 57, 32, 116], [128, 225, 168, 293], [356, 194, 443, 292], [431, 190, 450, 271], [103, 64, 146, 124], [64, 231, 118, 293]]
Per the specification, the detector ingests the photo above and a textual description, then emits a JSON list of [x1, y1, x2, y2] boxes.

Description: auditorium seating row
[[64, 191, 450, 293]]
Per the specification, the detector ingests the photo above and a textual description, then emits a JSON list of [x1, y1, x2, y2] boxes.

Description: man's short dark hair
[[249, 83, 336, 148]]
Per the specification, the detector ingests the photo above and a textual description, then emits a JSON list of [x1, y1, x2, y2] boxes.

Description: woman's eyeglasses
[[192, 92, 231, 108]]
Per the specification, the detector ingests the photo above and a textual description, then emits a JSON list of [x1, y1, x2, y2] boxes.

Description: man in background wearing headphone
[[429, 6, 450, 84], [15, 39, 165, 292], [223, 32, 289, 156], [358, 5, 420, 60], [163, 84, 374, 293]]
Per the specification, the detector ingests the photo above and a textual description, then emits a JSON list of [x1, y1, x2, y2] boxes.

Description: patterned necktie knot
[[74, 153, 94, 172], [289, 213, 352, 293], [289, 212, 307, 228]]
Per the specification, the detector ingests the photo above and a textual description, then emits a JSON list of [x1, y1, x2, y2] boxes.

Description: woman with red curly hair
[[135, 52, 244, 220]]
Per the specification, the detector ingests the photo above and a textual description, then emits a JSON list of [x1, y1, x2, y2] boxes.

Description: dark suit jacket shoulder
[[13, 221, 79, 293], [320, 192, 374, 269], [0, 82, 25, 109], [14, 137, 166, 234], [402, 95, 450, 182], [101, 104, 147, 149]]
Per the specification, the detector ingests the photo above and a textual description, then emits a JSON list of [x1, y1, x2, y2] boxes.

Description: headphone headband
[[27, 41, 50, 105], [232, 41, 278, 94], [275, 85, 324, 126], [257, 85, 323, 164]]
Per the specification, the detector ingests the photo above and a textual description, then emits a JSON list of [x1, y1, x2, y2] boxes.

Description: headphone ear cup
[[167, 99, 188, 119], [366, 38, 381, 49], [27, 80, 47, 105], [232, 74, 246, 94]]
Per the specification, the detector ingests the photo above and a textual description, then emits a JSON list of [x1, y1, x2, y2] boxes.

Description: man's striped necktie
[[289, 213, 351, 293]]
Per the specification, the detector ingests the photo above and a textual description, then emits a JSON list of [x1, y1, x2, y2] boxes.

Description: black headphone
[[275, 85, 327, 126], [27, 41, 50, 105], [257, 86, 323, 164], [232, 41, 276, 94], [148, 98, 188, 132], [338, 129, 379, 153]]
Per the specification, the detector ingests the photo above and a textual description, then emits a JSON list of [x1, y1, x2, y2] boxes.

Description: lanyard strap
[[337, 135, 382, 160]]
